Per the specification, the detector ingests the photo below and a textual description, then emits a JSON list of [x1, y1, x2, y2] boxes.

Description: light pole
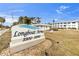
[[53, 19, 55, 28]]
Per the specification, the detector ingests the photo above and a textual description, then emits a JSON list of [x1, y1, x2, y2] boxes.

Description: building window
[[68, 22, 70, 24], [72, 22, 75, 24], [64, 25, 66, 27], [64, 22, 66, 24], [61, 23, 62, 24]]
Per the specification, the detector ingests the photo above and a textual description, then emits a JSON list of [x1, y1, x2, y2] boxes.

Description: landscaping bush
[[50, 28, 58, 31], [53, 28, 58, 31], [71, 28, 76, 29]]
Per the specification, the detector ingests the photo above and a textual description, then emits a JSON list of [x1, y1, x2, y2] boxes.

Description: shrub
[[50, 28, 58, 31]]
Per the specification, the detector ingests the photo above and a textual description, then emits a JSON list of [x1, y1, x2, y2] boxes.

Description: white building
[[53, 20, 79, 30], [34, 24, 51, 31]]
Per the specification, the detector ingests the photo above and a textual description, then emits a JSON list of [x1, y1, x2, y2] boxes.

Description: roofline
[[55, 20, 79, 23]]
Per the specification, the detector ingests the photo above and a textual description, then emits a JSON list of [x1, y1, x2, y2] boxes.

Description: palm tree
[[30, 17, 36, 24], [30, 17, 41, 24], [30, 17, 35, 20], [0, 17, 5, 29], [37, 17, 41, 24]]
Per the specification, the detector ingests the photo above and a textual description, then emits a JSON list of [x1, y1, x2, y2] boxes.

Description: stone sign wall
[[10, 24, 45, 54]]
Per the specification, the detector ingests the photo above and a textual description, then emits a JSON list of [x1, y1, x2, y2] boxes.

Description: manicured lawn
[[0, 30, 11, 53], [1, 29, 79, 56], [45, 29, 79, 56]]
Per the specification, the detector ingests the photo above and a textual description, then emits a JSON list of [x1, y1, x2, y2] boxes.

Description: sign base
[[10, 38, 45, 54]]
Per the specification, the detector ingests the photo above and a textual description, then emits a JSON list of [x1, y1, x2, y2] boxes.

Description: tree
[[24, 16, 31, 24], [18, 16, 23, 24], [0, 17, 5, 29], [18, 16, 31, 25], [18, 16, 41, 25], [25, 18, 31, 24], [13, 22, 19, 26], [48, 22, 52, 25]]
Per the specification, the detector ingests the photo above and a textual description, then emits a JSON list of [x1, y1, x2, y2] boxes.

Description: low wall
[[10, 24, 45, 54]]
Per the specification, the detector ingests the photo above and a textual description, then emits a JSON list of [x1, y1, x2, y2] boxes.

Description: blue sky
[[0, 3, 79, 26]]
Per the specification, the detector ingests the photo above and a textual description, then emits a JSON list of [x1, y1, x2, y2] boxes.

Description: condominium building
[[34, 24, 51, 30], [53, 20, 79, 30]]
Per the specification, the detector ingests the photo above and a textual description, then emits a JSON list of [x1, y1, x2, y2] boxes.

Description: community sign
[[10, 24, 45, 54]]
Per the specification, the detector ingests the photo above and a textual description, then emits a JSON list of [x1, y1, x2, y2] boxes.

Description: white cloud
[[54, 19, 58, 21], [60, 6, 69, 10], [56, 10, 63, 14], [0, 9, 24, 26], [5, 17, 18, 23], [0, 13, 18, 26], [56, 5, 69, 14], [3, 17, 18, 26], [9, 9, 24, 13]]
